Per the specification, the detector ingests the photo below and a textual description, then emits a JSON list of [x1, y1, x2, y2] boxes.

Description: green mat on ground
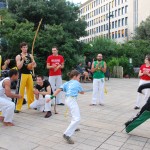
[[126, 110, 150, 133]]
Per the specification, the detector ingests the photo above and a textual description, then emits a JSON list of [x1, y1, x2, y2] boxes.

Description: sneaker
[[134, 106, 140, 110], [23, 99, 27, 105], [14, 110, 20, 113], [57, 103, 65, 106], [125, 120, 132, 127], [63, 134, 74, 144], [44, 111, 52, 118], [75, 128, 80, 132]]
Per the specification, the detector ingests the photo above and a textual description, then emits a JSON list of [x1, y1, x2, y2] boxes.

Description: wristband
[[50, 95, 55, 99]]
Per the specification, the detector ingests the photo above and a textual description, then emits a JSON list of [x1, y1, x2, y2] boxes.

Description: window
[[106, 3, 108, 10], [122, 29, 124, 37], [118, 8, 121, 16], [99, 26, 101, 32], [115, 20, 117, 28], [118, 30, 120, 38], [96, 27, 99, 33], [122, 18, 124, 26], [118, 0, 120, 5], [106, 13, 108, 20], [115, 31, 117, 38], [122, 0, 124, 3], [106, 23, 108, 30], [125, 28, 128, 37], [122, 7, 124, 15], [112, 11, 114, 18], [118, 19, 121, 27], [115, 10, 117, 17], [125, 5, 128, 13], [104, 24, 106, 31], [115, 0, 117, 6], [112, 32, 115, 39], [112, 21, 114, 29], [104, 5, 105, 12], [125, 17, 128, 25], [101, 25, 103, 32]]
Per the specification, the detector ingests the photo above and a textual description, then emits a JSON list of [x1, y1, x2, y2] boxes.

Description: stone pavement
[[0, 78, 150, 150]]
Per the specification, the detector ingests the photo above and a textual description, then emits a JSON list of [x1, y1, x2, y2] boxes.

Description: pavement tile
[[75, 143, 97, 150], [0, 134, 38, 150], [99, 143, 120, 150]]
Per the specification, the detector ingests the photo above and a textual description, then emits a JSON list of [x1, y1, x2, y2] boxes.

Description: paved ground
[[0, 78, 150, 150]]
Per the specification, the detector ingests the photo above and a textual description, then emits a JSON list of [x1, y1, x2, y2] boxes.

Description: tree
[[134, 16, 150, 40]]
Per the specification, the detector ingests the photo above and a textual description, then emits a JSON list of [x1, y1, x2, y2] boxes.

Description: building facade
[[79, 0, 150, 43]]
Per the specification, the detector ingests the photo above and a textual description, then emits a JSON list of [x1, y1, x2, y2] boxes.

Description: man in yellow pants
[[15, 42, 36, 113]]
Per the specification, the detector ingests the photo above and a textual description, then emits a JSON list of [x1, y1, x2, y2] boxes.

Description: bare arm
[[101, 62, 107, 73], [4, 80, 21, 98], [39, 85, 51, 95], [34, 88, 39, 99], [53, 88, 62, 97], [91, 62, 97, 73], [46, 63, 55, 69], [16, 55, 25, 70], [138, 70, 144, 77]]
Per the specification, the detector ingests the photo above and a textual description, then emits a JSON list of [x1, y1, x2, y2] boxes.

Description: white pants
[[64, 97, 80, 137], [92, 78, 105, 104], [49, 75, 63, 104], [0, 96, 15, 122], [135, 79, 150, 107], [30, 95, 51, 112]]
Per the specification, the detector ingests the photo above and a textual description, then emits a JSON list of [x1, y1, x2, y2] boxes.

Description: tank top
[[19, 53, 32, 74], [0, 77, 10, 98], [93, 61, 105, 79]]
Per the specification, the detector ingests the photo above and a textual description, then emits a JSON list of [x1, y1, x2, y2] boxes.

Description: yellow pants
[[16, 74, 34, 111]]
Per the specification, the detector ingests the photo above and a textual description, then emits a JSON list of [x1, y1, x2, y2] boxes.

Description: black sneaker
[[57, 103, 65, 106], [44, 111, 52, 118], [14, 110, 20, 113], [125, 120, 132, 127], [23, 99, 27, 105], [63, 134, 74, 144], [134, 106, 140, 110], [75, 128, 80, 132]]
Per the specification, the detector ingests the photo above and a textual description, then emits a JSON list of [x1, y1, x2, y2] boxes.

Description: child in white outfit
[[47, 70, 84, 144]]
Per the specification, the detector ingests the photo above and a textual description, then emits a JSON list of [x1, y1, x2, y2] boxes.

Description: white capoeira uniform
[[30, 95, 51, 112], [60, 80, 83, 137], [0, 77, 15, 122]]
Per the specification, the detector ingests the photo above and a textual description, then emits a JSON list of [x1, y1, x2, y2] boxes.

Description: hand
[[32, 62, 36, 66], [21, 55, 26, 61], [17, 94, 22, 99], [52, 64, 57, 68], [34, 89, 39, 95], [46, 99, 51, 103]]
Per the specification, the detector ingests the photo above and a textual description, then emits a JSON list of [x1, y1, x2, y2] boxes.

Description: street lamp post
[[108, 1, 114, 39]]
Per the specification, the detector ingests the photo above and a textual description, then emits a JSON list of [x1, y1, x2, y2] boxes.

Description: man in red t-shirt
[[134, 54, 150, 109], [46, 46, 64, 105]]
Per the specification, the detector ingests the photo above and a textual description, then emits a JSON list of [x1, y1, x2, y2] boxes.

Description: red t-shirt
[[47, 55, 64, 76], [140, 64, 150, 80]]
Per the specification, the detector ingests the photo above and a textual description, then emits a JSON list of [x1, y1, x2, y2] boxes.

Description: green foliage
[[134, 16, 150, 40], [0, 0, 87, 78]]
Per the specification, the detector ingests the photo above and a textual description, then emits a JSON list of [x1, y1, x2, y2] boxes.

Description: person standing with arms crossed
[[15, 42, 36, 113], [90, 54, 107, 106], [46, 46, 64, 105]]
